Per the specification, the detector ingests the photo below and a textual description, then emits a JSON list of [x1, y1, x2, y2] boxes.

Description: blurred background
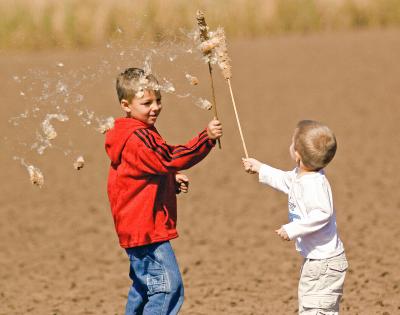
[[1, 0, 400, 50]]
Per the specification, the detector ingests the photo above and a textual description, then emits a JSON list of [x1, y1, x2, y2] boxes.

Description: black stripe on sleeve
[[137, 129, 172, 162], [170, 131, 209, 155], [134, 130, 152, 149]]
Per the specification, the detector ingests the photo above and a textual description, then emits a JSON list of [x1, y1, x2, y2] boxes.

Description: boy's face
[[121, 90, 162, 126]]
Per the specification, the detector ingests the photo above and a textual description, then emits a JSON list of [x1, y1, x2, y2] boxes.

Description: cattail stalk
[[227, 78, 248, 158], [214, 27, 248, 158], [196, 10, 221, 149]]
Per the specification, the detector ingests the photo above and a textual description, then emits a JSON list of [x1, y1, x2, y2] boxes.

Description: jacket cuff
[[207, 138, 216, 147], [282, 222, 299, 240], [203, 127, 216, 147]]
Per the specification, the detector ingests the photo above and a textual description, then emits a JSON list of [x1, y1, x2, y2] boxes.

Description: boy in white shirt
[[242, 120, 348, 315]]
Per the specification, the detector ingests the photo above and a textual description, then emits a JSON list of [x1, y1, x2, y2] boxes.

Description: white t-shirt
[[259, 164, 344, 259]]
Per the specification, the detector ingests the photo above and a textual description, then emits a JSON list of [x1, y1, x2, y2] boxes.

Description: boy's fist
[[207, 119, 223, 140], [175, 173, 189, 194], [275, 226, 290, 241], [242, 158, 262, 174]]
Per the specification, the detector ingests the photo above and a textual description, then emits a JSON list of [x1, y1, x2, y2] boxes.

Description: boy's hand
[[275, 226, 290, 241], [175, 173, 189, 194], [207, 119, 223, 140], [242, 158, 262, 174]]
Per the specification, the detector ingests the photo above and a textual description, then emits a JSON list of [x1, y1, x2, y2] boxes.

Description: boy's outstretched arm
[[126, 119, 223, 175]]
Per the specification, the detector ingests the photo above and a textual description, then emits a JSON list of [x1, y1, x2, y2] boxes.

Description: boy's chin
[[147, 117, 158, 125], [130, 116, 157, 126]]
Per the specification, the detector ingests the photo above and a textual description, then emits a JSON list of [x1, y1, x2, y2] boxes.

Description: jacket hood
[[105, 118, 149, 166]]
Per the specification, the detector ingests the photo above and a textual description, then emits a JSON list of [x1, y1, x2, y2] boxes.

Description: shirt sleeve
[[124, 128, 215, 175], [258, 164, 293, 194], [283, 178, 332, 239]]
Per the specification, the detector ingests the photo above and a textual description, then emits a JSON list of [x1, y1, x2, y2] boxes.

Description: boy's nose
[[152, 102, 162, 111]]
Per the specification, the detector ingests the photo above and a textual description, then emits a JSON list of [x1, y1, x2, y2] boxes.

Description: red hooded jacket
[[105, 118, 215, 248]]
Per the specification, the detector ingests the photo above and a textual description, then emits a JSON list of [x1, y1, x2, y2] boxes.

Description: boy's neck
[[296, 165, 318, 177], [126, 115, 154, 126]]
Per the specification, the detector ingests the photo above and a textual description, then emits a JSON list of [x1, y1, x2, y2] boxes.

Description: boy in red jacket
[[105, 68, 222, 315]]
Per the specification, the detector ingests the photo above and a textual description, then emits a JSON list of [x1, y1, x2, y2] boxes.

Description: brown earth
[[0, 29, 399, 315]]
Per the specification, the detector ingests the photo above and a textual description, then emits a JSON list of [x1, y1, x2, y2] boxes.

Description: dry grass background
[[1, 0, 400, 50]]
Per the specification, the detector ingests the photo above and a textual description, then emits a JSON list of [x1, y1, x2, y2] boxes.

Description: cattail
[[198, 37, 220, 55], [73, 156, 85, 170], [214, 28, 232, 80], [195, 10, 221, 149], [27, 165, 44, 188], [196, 10, 209, 45]]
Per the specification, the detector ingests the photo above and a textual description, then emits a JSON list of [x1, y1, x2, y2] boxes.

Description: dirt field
[[1, 29, 399, 315]]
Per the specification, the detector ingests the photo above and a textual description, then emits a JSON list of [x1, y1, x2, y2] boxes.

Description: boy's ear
[[294, 151, 302, 166], [120, 99, 131, 113]]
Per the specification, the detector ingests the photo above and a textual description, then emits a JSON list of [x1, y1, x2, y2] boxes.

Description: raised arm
[[124, 120, 222, 176], [124, 128, 212, 175], [243, 158, 292, 194]]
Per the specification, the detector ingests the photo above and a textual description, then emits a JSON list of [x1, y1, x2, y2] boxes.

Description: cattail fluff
[[195, 98, 212, 110], [185, 74, 199, 85], [28, 165, 44, 187], [73, 156, 85, 170], [97, 116, 115, 134], [214, 28, 232, 79], [199, 37, 220, 55]]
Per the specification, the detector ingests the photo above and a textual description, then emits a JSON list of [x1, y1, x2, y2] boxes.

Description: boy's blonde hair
[[116, 67, 160, 103], [294, 120, 337, 171]]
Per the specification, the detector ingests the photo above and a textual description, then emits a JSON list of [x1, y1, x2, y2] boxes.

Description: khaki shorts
[[298, 252, 348, 315]]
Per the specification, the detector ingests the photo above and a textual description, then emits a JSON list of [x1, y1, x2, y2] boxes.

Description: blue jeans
[[125, 241, 184, 315]]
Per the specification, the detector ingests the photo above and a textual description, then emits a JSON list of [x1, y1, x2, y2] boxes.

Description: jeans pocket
[[147, 274, 168, 295], [143, 254, 171, 295]]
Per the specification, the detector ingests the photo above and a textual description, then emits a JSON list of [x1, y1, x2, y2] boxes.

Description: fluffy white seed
[[27, 165, 44, 188], [185, 74, 199, 86], [73, 156, 85, 170], [195, 98, 212, 110]]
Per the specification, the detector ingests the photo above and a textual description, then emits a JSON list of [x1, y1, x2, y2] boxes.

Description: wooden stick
[[209, 27, 248, 157], [208, 63, 219, 120], [196, 10, 221, 149], [227, 78, 248, 158]]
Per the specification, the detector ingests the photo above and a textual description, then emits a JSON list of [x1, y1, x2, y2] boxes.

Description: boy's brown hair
[[294, 120, 337, 171], [116, 67, 160, 103]]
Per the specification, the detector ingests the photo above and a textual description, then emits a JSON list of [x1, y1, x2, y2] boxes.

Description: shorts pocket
[[303, 261, 325, 280], [302, 293, 340, 310], [327, 259, 348, 273]]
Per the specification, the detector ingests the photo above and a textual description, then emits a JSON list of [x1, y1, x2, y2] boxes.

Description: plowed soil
[[1, 29, 399, 314]]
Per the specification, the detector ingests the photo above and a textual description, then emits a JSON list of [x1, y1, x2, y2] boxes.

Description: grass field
[[1, 0, 400, 50]]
